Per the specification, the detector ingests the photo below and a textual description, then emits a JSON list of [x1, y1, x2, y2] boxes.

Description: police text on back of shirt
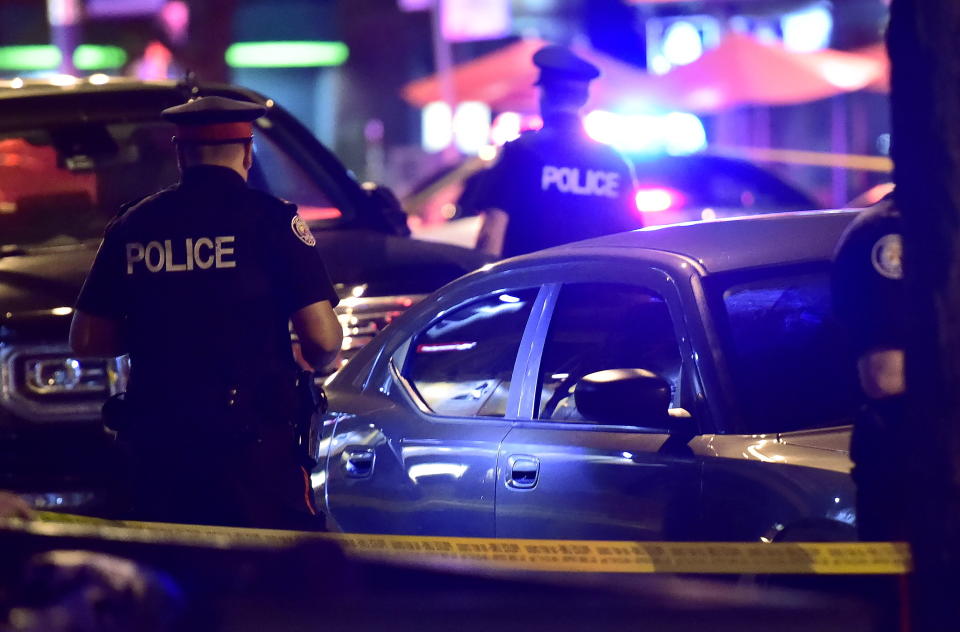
[[125, 236, 236, 274]]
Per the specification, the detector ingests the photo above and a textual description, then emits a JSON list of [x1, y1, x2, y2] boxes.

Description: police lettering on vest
[[541, 165, 620, 198], [125, 236, 236, 274]]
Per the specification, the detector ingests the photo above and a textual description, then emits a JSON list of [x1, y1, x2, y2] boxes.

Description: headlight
[[25, 356, 115, 396], [1, 344, 128, 421]]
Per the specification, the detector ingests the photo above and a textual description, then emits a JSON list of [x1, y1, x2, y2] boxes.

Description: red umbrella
[[851, 43, 890, 92], [645, 33, 885, 112], [402, 38, 662, 114]]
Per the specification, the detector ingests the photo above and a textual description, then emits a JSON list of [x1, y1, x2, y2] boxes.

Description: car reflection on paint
[[312, 209, 862, 542]]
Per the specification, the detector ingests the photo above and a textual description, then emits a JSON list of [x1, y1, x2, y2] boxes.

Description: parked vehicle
[[0, 76, 490, 512], [408, 153, 820, 248], [314, 210, 860, 542]]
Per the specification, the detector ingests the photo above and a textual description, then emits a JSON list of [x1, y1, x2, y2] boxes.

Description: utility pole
[[887, 0, 960, 629], [180, 0, 237, 83], [430, 0, 459, 161], [46, 0, 81, 75]]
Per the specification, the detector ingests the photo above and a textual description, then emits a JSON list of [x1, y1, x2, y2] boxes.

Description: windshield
[[0, 117, 345, 249], [712, 265, 860, 434], [0, 122, 180, 248]]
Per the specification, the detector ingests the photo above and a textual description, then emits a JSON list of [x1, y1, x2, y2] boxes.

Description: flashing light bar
[[0, 45, 127, 71], [635, 187, 685, 213], [583, 110, 707, 156], [225, 41, 349, 68]]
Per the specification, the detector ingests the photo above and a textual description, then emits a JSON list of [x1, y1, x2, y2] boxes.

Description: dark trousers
[[117, 413, 324, 531]]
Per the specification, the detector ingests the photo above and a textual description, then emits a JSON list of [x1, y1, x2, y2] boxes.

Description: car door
[[324, 285, 547, 536], [496, 265, 703, 541]]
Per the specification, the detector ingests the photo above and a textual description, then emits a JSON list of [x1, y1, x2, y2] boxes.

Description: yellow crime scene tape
[[24, 511, 910, 576], [707, 146, 893, 173]]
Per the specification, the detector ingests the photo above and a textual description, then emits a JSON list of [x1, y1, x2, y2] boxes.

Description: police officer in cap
[[70, 95, 343, 529], [831, 193, 906, 541], [464, 45, 640, 258]]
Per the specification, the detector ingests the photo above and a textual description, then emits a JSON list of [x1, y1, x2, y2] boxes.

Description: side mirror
[[574, 368, 673, 430], [362, 182, 411, 237]]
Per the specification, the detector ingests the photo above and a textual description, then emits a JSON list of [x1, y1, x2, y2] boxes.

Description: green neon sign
[[225, 41, 349, 68], [0, 46, 61, 71], [74, 45, 127, 70], [0, 45, 127, 71]]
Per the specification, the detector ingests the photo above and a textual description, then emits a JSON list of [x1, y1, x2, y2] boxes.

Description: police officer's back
[[467, 45, 640, 258], [70, 96, 342, 528]]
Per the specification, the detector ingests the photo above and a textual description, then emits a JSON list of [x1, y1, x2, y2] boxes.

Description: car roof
[[509, 209, 858, 274], [0, 77, 266, 131]]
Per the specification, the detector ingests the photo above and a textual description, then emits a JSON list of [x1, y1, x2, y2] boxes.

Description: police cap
[[533, 45, 600, 87], [161, 96, 266, 145]]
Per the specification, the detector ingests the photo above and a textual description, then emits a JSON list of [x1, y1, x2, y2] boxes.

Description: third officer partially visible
[[70, 95, 343, 529], [831, 193, 906, 542], [464, 45, 640, 258]]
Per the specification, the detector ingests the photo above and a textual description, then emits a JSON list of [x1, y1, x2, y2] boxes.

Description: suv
[[0, 77, 490, 513]]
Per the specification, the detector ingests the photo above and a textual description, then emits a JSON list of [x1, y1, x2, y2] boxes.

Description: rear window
[[712, 266, 860, 434]]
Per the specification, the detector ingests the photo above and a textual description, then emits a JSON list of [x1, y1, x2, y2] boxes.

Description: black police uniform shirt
[[463, 112, 639, 257], [75, 164, 339, 411], [831, 196, 905, 356]]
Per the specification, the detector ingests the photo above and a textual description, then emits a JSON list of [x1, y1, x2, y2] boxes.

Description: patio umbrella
[[851, 43, 890, 92], [645, 32, 886, 113]]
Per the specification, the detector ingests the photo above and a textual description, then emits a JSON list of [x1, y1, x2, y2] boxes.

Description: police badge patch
[[871, 233, 903, 280], [291, 214, 316, 247]]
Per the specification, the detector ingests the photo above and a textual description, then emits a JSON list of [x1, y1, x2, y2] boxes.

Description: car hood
[[0, 243, 96, 339], [0, 231, 490, 340]]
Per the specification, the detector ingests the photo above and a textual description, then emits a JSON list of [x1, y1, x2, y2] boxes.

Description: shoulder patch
[[291, 214, 316, 247], [871, 233, 903, 280]]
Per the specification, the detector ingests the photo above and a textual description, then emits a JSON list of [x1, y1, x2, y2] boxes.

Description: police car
[[314, 210, 860, 542], [0, 77, 489, 512]]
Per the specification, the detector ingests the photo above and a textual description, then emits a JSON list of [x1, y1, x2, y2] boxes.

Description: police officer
[[831, 193, 906, 541], [464, 45, 640, 258], [69, 96, 343, 529]]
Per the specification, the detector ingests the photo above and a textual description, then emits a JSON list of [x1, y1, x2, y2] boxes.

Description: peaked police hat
[[533, 45, 600, 87], [162, 96, 266, 144]]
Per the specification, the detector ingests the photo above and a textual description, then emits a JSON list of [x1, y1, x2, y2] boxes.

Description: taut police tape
[[24, 512, 909, 575]]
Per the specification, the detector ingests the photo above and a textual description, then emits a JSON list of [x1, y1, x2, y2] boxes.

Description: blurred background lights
[[781, 5, 834, 53], [662, 112, 708, 155], [662, 21, 703, 66], [584, 110, 706, 156], [490, 111, 522, 146], [452, 101, 491, 155], [648, 54, 671, 76], [422, 101, 453, 153], [620, 114, 662, 153], [582, 110, 620, 147]]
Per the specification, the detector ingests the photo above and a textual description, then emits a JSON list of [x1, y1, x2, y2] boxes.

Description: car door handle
[[507, 455, 539, 490], [344, 447, 376, 478]]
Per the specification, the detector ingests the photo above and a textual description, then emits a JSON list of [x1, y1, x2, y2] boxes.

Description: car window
[[403, 288, 539, 418], [0, 122, 179, 248], [716, 268, 860, 434], [536, 283, 681, 422], [249, 126, 343, 225]]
